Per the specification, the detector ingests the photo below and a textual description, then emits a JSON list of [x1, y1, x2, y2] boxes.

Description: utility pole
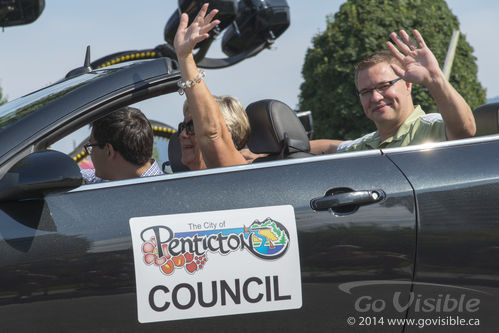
[[442, 30, 460, 80]]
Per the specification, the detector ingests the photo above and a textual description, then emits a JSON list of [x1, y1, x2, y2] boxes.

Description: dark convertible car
[[1, 55, 499, 332]]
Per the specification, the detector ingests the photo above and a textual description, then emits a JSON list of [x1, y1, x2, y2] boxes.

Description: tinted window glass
[[0, 72, 110, 132]]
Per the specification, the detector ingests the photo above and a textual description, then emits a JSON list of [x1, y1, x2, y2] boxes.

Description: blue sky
[[1, 0, 498, 129]]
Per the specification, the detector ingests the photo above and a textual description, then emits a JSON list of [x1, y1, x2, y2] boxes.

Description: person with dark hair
[[310, 29, 475, 154], [81, 106, 162, 183]]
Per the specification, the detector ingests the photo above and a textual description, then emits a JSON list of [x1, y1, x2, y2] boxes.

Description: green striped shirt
[[337, 106, 446, 152]]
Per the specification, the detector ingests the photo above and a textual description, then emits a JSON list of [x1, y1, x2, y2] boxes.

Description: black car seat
[[246, 99, 312, 162], [165, 131, 189, 172], [472, 102, 499, 136]]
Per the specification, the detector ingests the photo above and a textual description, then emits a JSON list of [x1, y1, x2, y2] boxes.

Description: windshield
[[0, 71, 113, 132]]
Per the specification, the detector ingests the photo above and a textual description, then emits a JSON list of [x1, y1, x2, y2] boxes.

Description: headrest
[[473, 102, 499, 136], [167, 132, 189, 172], [246, 99, 310, 155]]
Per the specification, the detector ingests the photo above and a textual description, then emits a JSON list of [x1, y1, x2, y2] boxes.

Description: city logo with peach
[[140, 218, 290, 275]]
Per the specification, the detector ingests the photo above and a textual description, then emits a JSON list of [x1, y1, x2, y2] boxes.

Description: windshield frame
[[0, 70, 117, 132]]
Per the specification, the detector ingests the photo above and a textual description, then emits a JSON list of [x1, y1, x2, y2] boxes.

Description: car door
[[385, 137, 499, 332], [0, 151, 415, 332]]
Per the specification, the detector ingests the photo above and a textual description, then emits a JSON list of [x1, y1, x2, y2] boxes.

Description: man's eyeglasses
[[84, 142, 104, 155], [178, 119, 195, 136], [358, 77, 402, 98]]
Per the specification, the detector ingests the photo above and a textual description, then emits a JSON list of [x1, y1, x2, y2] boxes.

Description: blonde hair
[[183, 95, 250, 150]]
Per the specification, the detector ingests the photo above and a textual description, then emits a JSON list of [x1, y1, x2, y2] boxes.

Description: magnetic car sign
[[129, 205, 302, 323]]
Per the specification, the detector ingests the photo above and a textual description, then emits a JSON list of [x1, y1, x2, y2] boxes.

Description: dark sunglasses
[[83, 142, 105, 155], [178, 120, 195, 135]]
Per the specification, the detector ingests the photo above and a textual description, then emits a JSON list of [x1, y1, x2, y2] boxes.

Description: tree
[[0, 85, 6, 106], [299, 0, 486, 140]]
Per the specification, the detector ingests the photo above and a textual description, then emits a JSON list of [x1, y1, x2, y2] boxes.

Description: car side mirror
[[0, 150, 83, 202]]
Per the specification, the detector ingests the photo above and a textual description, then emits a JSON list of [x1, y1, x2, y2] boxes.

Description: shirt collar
[[378, 105, 424, 146], [141, 159, 163, 177]]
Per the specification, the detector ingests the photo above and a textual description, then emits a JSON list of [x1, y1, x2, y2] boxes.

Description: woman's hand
[[174, 3, 220, 59]]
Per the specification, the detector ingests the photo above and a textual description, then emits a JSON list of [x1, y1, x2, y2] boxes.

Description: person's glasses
[[178, 120, 195, 136], [84, 142, 104, 155], [358, 77, 402, 98]]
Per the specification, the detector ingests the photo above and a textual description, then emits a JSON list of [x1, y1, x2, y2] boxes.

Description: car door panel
[[386, 140, 499, 332], [0, 153, 414, 332]]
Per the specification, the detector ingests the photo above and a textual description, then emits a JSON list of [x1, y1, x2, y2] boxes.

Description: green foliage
[[299, 0, 486, 140], [0, 86, 7, 106], [152, 145, 160, 163]]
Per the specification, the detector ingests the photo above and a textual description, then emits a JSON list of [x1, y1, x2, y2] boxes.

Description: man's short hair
[[354, 50, 403, 87], [92, 106, 153, 166], [183, 95, 250, 150]]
